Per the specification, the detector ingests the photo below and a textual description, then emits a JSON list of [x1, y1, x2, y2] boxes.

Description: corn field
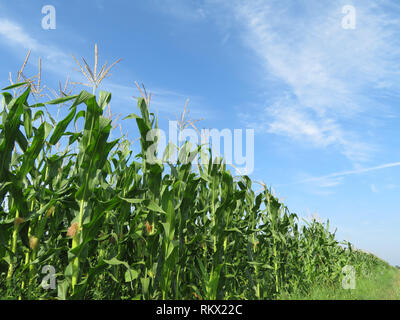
[[0, 53, 391, 300]]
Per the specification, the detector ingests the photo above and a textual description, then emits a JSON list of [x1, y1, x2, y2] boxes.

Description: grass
[[0, 46, 398, 300], [282, 261, 400, 300]]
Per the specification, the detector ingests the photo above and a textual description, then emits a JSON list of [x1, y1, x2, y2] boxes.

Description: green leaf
[[104, 257, 129, 268], [124, 269, 139, 282], [119, 196, 144, 204], [57, 280, 70, 300], [98, 91, 111, 110], [2, 82, 28, 90], [123, 113, 140, 120], [146, 200, 165, 214], [49, 106, 77, 145], [45, 95, 78, 105], [23, 107, 32, 139], [225, 228, 242, 234], [33, 110, 45, 121]]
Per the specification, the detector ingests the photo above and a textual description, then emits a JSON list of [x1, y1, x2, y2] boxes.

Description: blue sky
[[1, 0, 399, 265]]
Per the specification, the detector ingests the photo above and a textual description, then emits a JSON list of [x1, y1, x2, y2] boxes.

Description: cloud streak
[[292, 161, 400, 186]]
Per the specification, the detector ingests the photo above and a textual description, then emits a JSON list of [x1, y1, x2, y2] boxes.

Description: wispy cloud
[[0, 19, 39, 49], [243, 94, 373, 162], [291, 161, 400, 186], [222, 0, 400, 164], [0, 18, 79, 80]]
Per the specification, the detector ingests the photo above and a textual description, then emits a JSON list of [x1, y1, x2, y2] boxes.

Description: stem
[[7, 209, 19, 283], [71, 198, 85, 291], [211, 183, 216, 253], [253, 233, 260, 298], [70, 92, 98, 294], [26, 166, 48, 292], [273, 237, 279, 295], [20, 200, 35, 298]]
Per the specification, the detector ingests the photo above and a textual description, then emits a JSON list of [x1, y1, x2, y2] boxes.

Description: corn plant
[[0, 51, 394, 300]]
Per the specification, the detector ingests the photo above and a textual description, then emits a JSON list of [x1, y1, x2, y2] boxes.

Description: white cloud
[[242, 94, 373, 162], [220, 1, 400, 164], [0, 18, 79, 81], [0, 19, 39, 49], [267, 102, 337, 148]]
